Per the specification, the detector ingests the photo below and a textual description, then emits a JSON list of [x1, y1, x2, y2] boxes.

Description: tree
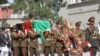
[[11, 0, 67, 21], [0, 0, 8, 4]]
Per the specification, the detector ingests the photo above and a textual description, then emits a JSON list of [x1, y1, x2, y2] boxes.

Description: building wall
[[7, 19, 23, 27], [67, 0, 92, 4], [0, 7, 13, 19], [67, 0, 100, 29], [58, 0, 68, 19], [0, 19, 23, 28]]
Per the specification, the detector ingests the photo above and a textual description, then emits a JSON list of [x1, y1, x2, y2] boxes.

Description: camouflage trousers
[[56, 47, 62, 56], [21, 47, 28, 56], [43, 46, 54, 56], [13, 47, 20, 56], [29, 47, 40, 56]]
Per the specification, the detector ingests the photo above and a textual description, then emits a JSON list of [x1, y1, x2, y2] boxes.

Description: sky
[[8, 0, 14, 3]]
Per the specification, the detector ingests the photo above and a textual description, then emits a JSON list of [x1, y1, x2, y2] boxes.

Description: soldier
[[74, 21, 86, 56], [11, 26, 20, 56], [50, 30, 57, 56], [55, 21, 63, 56], [64, 21, 79, 56], [62, 21, 79, 56], [43, 30, 55, 56], [62, 20, 72, 56], [28, 30, 40, 56], [85, 17, 99, 56], [19, 30, 28, 56], [18, 23, 29, 56]]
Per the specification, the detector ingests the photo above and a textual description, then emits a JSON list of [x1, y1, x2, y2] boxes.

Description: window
[[67, 0, 94, 4]]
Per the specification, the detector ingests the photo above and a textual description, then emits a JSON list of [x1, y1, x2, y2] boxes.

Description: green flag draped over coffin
[[32, 20, 51, 43]]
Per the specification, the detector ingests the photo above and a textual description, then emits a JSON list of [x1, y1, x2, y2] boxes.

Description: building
[[0, 4, 26, 29], [0, 4, 13, 19], [67, 0, 91, 4], [59, 0, 100, 29]]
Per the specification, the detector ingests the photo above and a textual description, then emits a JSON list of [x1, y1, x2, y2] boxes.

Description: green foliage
[[11, 0, 66, 20], [0, 0, 8, 4], [11, 0, 27, 13]]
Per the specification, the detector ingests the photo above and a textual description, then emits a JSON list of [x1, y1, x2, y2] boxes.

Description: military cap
[[88, 17, 95, 22], [75, 21, 81, 26]]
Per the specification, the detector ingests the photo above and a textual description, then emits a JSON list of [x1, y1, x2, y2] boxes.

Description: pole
[[54, 0, 58, 22]]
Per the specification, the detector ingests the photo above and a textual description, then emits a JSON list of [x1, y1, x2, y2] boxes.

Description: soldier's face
[[89, 21, 95, 25], [76, 25, 80, 28], [57, 24, 62, 29], [58, 24, 62, 27]]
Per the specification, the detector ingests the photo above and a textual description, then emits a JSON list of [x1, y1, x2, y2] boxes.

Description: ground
[[37, 51, 100, 56]]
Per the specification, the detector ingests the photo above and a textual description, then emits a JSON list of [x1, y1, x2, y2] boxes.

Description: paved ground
[[6, 51, 99, 56], [39, 51, 100, 56]]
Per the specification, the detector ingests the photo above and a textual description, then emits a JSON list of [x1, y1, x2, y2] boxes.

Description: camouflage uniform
[[51, 30, 58, 56], [69, 21, 85, 56], [43, 31, 55, 56], [28, 31, 40, 56], [11, 31, 20, 56], [54, 21, 64, 56], [55, 30, 63, 56], [74, 28, 85, 56], [20, 31, 28, 56]]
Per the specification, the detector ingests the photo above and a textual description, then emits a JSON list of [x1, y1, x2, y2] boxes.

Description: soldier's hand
[[68, 33, 75, 37], [86, 40, 91, 47], [63, 48, 67, 52], [58, 37, 63, 40]]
